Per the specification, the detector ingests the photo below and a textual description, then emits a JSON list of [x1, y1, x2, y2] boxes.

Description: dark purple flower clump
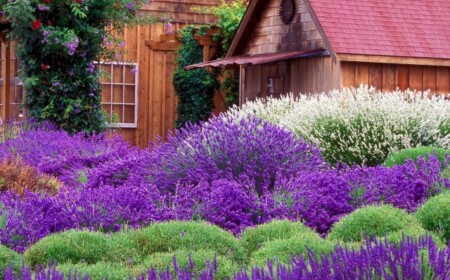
[[145, 115, 326, 195]]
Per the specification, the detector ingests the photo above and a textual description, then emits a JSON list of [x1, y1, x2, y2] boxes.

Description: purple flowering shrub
[[0, 184, 171, 252], [145, 116, 326, 195], [0, 127, 133, 188], [341, 155, 449, 211]]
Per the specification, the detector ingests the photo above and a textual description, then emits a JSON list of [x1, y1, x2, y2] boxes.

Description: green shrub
[[23, 230, 134, 267], [0, 244, 22, 276], [383, 146, 449, 167], [328, 205, 420, 242], [56, 262, 131, 280], [384, 227, 445, 247], [250, 232, 334, 266], [240, 220, 314, 256], [416, 191, 450, 242], [126, 221, 245, 264], [142, 250, 238, 279]]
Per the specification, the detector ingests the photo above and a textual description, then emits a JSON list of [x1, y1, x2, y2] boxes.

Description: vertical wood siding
[[341, 62, 450, 94], [242, 56, 340, 102]]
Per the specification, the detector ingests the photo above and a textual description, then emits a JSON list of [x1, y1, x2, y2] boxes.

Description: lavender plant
[[145, 115, 326, 195], [229, 86, 450, 166]]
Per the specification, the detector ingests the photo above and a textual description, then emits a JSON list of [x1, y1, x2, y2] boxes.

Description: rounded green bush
[[384, 227, 446, 248], [250, 231, 334, 266], [56, 262, 131, 280], [0, 244, 22, 276], [383, 146, 449, 167], [23, 230, 135, 267], [328, 205, 420, 242], [416, 191, 450, 242], [126, 221, 245, 264], [240, 220, 314, 256], [142, 250, 239, 280]]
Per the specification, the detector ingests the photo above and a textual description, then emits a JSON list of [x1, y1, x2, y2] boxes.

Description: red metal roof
[[185, 49, 327, 70], [309, 0, 450, 59]]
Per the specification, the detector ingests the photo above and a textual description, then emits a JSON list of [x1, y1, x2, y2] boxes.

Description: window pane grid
[[97, 61, 138, 128]]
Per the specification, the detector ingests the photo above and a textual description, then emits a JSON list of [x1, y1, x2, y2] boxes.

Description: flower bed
[[0, 88, 448, 279]]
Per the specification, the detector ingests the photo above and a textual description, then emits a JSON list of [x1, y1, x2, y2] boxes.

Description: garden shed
[[0, 0, 224, 147], [186, 0, 450, 104]]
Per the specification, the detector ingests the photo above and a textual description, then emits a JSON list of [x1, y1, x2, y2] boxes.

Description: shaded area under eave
[[184, 49, 329, 70]]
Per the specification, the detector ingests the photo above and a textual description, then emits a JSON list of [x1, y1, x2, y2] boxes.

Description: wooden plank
[[151, 51, 164, 142], [341, 62, 356, 88], [136, 25, 151, 148], [436, 67, 450, 94], [305, 57, 314, 93], [409, 65, 423, 92], [145, 40, 182, 51], [1, 43, 10, 122], [422, 66, 437, 93], [396, 65, 409, 91], [315, 57, 324, 93], [383, 64, 396, 92], [239, 65, 246, 106], [355, 63, 369, 86], [338, 54, 450, 67], [369, 64, 383, 90], [322, 56, 332, 93], [298, 58, 307, 94]]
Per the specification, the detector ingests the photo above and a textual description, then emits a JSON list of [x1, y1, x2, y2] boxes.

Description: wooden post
[[1, 42, 10, 122], [239, 64, 246, 106]]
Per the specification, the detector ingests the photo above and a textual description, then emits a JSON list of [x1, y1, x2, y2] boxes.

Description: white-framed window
[[98, 61, 138, 128]]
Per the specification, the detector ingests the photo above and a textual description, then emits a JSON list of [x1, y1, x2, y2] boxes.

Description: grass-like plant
[[0, 244, 22, 277], [250, 231, 334, 266], [383, 146, 449, 167], [416, 191, 450, 242], [56, 262, 131, 280], [23, 230, 135, 267], [142, 250, 239, 279], [239, 220, 315, 257], [327, 205, 422, 242], [124, 221, 246, 265]]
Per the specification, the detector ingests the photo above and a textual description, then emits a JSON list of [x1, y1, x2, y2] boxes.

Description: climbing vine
[[1, 0, 149, 134], [172, 26, 217, 128]]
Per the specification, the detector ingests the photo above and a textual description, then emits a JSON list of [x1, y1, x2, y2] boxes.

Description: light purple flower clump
[[0, 183, 170, 252]]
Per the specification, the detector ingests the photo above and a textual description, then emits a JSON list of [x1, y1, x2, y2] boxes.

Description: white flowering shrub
[[227, 86, 450, 166]]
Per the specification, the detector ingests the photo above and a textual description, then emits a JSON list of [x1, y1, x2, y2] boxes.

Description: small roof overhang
[[184, 49, 328, 70]]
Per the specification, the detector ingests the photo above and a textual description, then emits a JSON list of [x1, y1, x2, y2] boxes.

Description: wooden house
[[186, 0, 450, 104], [0, 0, 224, 147]]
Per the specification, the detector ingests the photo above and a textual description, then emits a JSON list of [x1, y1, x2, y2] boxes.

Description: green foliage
[[2, 0, 145, 134], [221, 70, 240, 108], [142, 250, 239, 279], [0, 244, 22, 277], [416, 191, 450, 242], [56, 262, 131, 280], [23, 230, 135, 267], [328, 205, 421, 242], [173, 27, 216, 128], [383, 146, 450, 167], [384, 228, 445, 248], [240, 220, 314, 257], [125, 221, 246, 264], [250, 232, 334, 266], [211, 0, 247, 51]]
